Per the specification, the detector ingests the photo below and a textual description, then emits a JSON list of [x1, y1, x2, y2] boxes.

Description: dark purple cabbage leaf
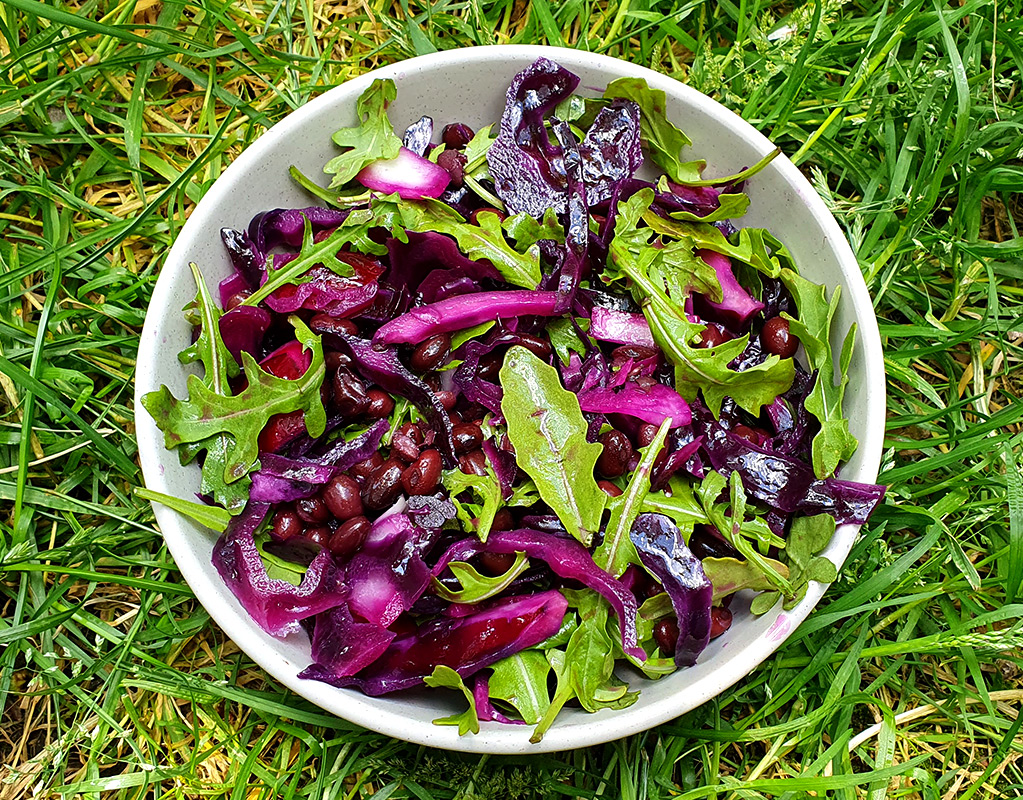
[[309, 591, 568, 695], [211, 502, 347, 637], [630, 513, 712, 667], [434, 530, 645, 660]]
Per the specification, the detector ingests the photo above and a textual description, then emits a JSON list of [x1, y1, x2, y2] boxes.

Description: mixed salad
[[143, 58, 885, 740]]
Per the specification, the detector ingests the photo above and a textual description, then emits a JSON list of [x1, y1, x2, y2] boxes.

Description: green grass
[[1, 0, 1022, 796]]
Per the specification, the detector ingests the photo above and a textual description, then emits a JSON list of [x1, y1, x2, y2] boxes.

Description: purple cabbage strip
[[385, 231, 501, 304], [799, 479, 886, 525], [578, 382, 691, 428], [220, 227, 263, 289], [487, 58, 580, 217], [345, 513, 432, 627], [402, 115, 433, 156], [650, 431, 705, 491], [374, 290, 562, 346], [313, 591, 568, 695], [218, 271, 251, 307], [630, 513, 712, 667], [697, 250, 764, 329], [263, 254, 383, 317], [482, 438, 517, 500], [249, 207, 350, 254], [452, 327, 559, 416], [548, 119, 588, 314], [579, 101, 644, 206], [218, 305, 272, 365], [303, 605, 396, 681], [474, 675, 525, 725], [356, 146, 451, 200], [211, 503, 347, 637], [434, 530, 645, 660], [701, 419, 884, 524], [590, 306, 656, 348]]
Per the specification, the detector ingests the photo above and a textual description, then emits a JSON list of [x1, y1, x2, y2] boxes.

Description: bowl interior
[[134, 45, 884, 753]]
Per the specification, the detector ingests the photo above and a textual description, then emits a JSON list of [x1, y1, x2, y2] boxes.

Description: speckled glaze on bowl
[[134, 45, 884, 754]]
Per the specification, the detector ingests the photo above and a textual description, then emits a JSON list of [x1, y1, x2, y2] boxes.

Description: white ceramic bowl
[[134, 45, 884, 753]]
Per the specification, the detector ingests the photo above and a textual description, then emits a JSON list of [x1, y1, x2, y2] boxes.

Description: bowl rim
[[134, 43, 886, 753]]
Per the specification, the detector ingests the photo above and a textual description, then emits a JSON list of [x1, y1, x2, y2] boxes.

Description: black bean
[[391, 431, 421, 463], [305, 526, 330, 547], [710, 606, 733, 638], [328, 515, 370, 557], [697, 324, 729, 348], [598, 480, 623, 497], [322, 474, 363, 520], [333, 368, 370, 417], [225, 290, 251, 310], [436, 149, 466, 188], [458, 449, 488, 476], [365, 389, 394, 419], [636, 423, 659, 448], [324, 350, 352, 372], [514, 333, 553, 361], [410, 334, 451, 372], [479, 551, 516, 576], [452, 422, 484, 455], [395, 421, 426, 446], [653, 617, 680, 656], [310, 313, 359, 337], [272, 508, 303, 540], [296, 495, 330, 524], [362, 458, 405, 509], [401, 449, 442, 495], [434, 390, 457, 411], [349, 452, 384, 485], [469, 207, 506, 225], [491, 508, 515, 532], [761, 316, 799, 358], [611, 344, 659, 362], [442, 122, 474, 149], [598, 430, 633, 478]]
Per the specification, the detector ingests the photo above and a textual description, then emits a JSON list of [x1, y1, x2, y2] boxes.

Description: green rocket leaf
[[500, 347, 607, 547], [324, 78, 403, 188]]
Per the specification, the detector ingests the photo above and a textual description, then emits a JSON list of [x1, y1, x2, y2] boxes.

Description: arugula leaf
[[565, 593, 638, 713], [780, 514, 839, 610], [240, 215, 370, 308], [606, 194, 794, 416], [603, 77, 703, 183], [667, 192, 750, 223], [546, 317, 590, 366], [324, 79, 403, 188], [642, 210, 789, 279], [503, 207, 565, 251], [531, 649, 574, 743], [606, 190, 721, 301], [442, 465, 503, 542], [488, 651, 551, 725], [398, 201, 543, 288], [173, 263, 250, 513], [462, 123, 498, 176], [594, 419, 671, 577], [135, 487, 230, 532], [430, 552, 530, 603], [702, 556, 790, 603], [424, 665, 480, 736], [254, 534, 313, 587], [143, 317, 327, 484], [642, 477, 706, 530], [500, 347, 607, 547], [697, 471, 793, 595], [780, 268, 859, 478]]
